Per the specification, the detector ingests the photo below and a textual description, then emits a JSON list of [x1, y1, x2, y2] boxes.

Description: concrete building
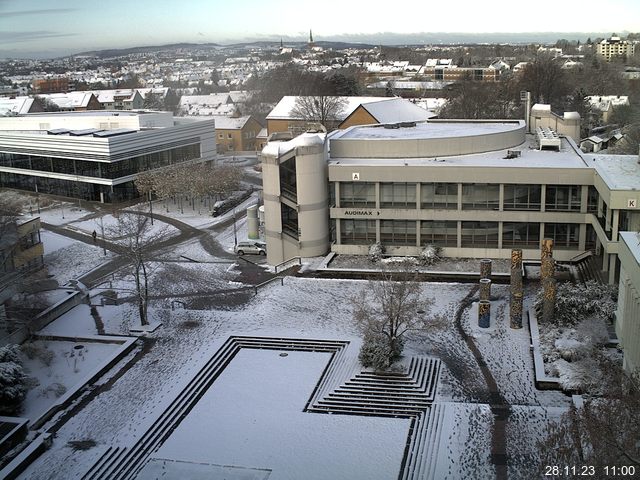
[[596, 36, 636, 61], [0, 111, 216, 202], [616, 231, 640, 373], [0, 216, 44, 283], [32, 77, 72, 94], [261, 110, 640, 287]]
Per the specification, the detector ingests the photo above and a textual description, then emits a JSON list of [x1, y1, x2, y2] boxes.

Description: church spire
[[309, 29, 314, 45]]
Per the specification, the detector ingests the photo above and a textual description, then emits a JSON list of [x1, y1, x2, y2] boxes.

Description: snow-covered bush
[[21, 342, 55, 366], [368, 242, 385, 262], [534, 280, 617, 326], [359, 332, 404, 371], [419, 244, 442, 266], [0, 345, 27, 414]]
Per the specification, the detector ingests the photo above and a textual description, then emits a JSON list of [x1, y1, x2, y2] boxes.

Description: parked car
[[234, 241, 266, 256]]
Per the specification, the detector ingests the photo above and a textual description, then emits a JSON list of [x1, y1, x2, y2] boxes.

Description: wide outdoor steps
[[401, 403, 446, 480], [82, 336, 348, 480], [308, 356, 440, 418]]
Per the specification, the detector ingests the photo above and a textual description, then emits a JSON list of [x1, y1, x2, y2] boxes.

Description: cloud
[[0, 8, 77, 18], [0, 30, 77, 43]]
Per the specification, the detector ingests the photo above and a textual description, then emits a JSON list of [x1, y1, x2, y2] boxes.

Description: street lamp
[[233, 208, 238, 247]]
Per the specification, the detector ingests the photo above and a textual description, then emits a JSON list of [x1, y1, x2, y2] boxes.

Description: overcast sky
[[1, 0, 639, 58]]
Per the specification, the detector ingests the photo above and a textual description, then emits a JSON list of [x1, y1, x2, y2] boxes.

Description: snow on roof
[[0, 96, 35, 115], [262, 132, 325, 157], [210, 115, 251, 130], [179, 93, 231, 108], [257, 127, 268, 138], [338, 120, 521, 140], [266, 96, 436, 123], [591, 154, 640, 190], [359, 97, 436, 124], [136, 87, 169, 99], [89, 89, 138, 103], [585, 95, 630, 111], [266, 96, 386, 121], [330, 134, 588, 169], [38, 92, 96, 109]]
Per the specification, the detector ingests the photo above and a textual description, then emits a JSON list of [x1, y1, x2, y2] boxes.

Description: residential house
[[212, 115, 263, 152], [266, 96, 436, 136]]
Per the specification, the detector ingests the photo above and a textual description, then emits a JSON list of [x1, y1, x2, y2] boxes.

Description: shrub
[[534, 280, 617, 326], [0, 345, 27, 414], [358, 332, 404, 371], [419, 244, 442, 266], [368, 242, 385, 262]]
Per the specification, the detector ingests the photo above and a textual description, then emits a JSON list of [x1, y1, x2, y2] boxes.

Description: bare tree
[[107, 212, 168, 326], [290, 95, 347, 131], [351, 264, 433, 370], [537, 354, 640, 475], [518, 55, 569, 106]]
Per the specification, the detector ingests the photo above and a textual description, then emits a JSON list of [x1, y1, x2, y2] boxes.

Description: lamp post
[[233, 209, 238, 247], [100, 215, 107, 256], [148, 191, 154, 225]]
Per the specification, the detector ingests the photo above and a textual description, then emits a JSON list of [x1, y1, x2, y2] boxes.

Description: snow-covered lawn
[[43, 236, 113, 284], [68, 213, 179, 240], [328, 254, 511, 273], [18, 339, 123, 422]]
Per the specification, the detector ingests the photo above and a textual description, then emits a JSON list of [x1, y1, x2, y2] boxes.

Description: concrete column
[[335, 219, 342, 245], [335, 182, 341, 208], [480, 258, 492, 279], [247, 205, 259, 239], [498, 222, 503, 249], [580, 185, 588, 214], [605, 204, 612, 231], [457, 183, 462, 211], [416, 183, 421, 210], [578, 224, 587, 251], [415, 221, 421, 247], [540, 185, 546, 212], [375, 182, 380, 209], [457, 221, 462, 248], [479, 278, 492, 301], [478, 300, 490, 328], [609, 254, 617, 284], [498, 184, 504, 212], [612, 209, 620, 240]]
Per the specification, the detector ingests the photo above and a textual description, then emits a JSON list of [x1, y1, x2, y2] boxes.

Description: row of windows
[[0, 172, 138, 202], [0, 143, 201, 180], [339, 219, 589, 249], [336, 182, 597, 212]]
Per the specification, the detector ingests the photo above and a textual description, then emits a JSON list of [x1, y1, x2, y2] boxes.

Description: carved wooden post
[[478, 300, 490, 328], [510, 248, 524, 329], [479, 278, 492, 302], [480, 258, 492, 280], [540, 238, 556, 322]]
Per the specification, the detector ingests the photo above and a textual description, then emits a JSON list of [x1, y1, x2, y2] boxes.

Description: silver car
[[234, 241, 267, 256]]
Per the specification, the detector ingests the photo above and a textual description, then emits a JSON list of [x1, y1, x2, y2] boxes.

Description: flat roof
[[329, 135, 590, 169], [336, 120, 523, 140], [591, 154, 640, 191]]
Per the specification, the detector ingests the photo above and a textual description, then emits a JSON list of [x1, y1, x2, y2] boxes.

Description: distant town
[[1, 29, 639, 480]]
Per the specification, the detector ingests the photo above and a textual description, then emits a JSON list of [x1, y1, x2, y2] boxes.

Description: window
[[340, 219, 376, 245], [461, 222, 499, 248], [218, 133, 223, 139], [502, 222, 540, 247], [503, 184, 542, 210], [227, 133, 232, 139], [279, 156, 297, 202], [420, 221, 457, 246], [380, 220, 416, 246], [462, 184, 499, 210], [339, 182, 375, 208], [545, 185, 581, 211], [421, 183, 457, 209], [587, 186, 598, 213], [380, 183, 416, 208], [281, 203, 298, 239], [545, 223, 579, 249]]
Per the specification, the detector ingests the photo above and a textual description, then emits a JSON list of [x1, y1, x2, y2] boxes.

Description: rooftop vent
[[536, 127, 561, 151], [504, 150, 521, 159]]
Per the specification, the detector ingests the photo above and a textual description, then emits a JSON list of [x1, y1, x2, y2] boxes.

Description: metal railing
[[274, 256, 302, 273]]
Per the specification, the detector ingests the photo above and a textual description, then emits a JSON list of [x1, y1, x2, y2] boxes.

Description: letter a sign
[[352, 172, 360, 181], [628, 199, 637, 208]]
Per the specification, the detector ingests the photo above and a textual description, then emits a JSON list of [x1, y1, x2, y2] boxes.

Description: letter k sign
[[628, 199, 637, 208]]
